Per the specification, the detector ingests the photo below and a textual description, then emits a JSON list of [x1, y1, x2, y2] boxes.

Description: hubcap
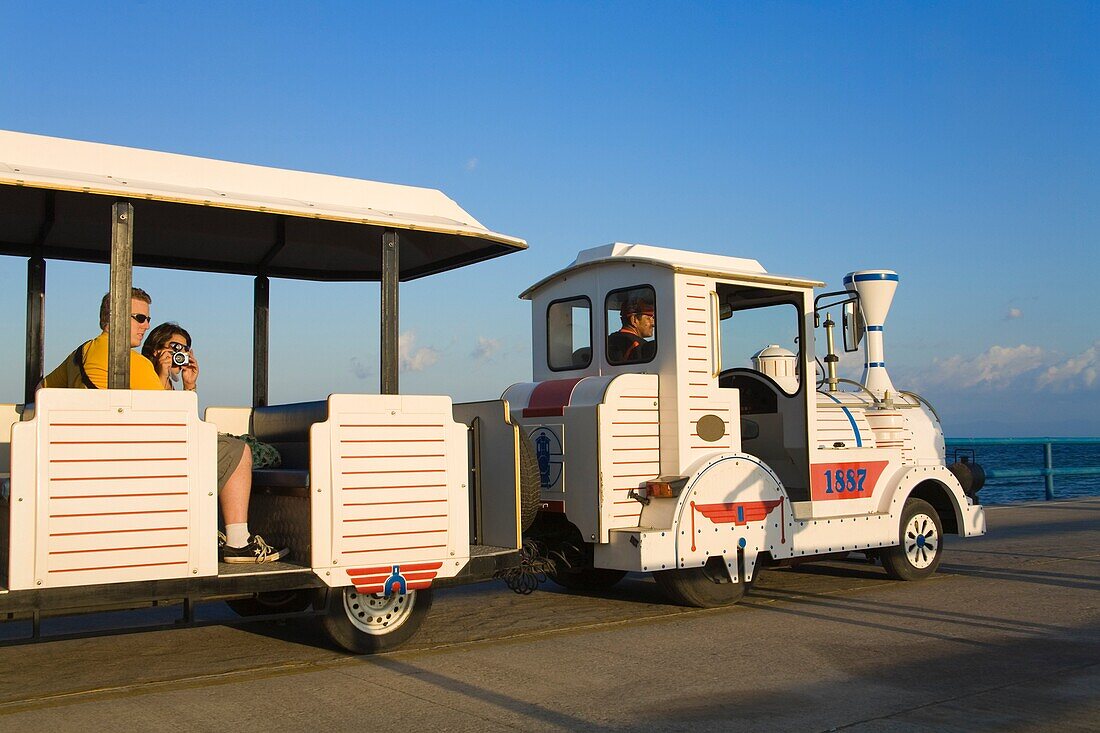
[[342, 587, 416, 634], [904, 513, 939, 569]]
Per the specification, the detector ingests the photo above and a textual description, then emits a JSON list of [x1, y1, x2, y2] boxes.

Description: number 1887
[[825, 468, 867, 494]]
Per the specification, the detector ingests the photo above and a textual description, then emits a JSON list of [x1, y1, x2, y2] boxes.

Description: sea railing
[[946, 437, 1100, 501]]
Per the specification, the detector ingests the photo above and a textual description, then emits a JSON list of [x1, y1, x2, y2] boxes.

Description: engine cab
[[505, 243, 984, 603]]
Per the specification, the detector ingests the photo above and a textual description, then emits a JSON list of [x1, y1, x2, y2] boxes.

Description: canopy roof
[[521, 242, 824, 299], [0, 130, 526, 281]]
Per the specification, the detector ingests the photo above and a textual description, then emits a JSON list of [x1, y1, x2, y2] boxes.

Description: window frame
[[716, 288, 806, 397], [546, 295, 594, 372], [604, 284, 658, 367]]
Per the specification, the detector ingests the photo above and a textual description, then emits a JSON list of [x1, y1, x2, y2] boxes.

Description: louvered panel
[[600, 375, 660, 531], [333, 416, 451, 566], [24, 392, 218, 590]]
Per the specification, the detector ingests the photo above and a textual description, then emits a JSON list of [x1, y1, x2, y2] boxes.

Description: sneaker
[[218, 531, 227, 549], [221, 534, 290, 564]]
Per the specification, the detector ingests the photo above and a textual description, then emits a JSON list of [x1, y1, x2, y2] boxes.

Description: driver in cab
[[607, 297, 656, 363]]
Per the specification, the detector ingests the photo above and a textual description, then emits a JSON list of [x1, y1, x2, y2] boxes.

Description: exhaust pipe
[[844, 270, 898, 399]]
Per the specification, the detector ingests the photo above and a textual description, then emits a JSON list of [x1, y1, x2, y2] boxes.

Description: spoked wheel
[[226, 589, 314, 617], [653, 556, 750, 608], [322, 586, 433, 654], [549, 567, 627, 592], [879, 498, 944, 580]]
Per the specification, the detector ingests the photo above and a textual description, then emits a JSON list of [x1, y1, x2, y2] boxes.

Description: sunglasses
[[131, 314, 151, 324]]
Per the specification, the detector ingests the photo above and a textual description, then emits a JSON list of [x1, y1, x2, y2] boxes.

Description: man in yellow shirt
[[42, 288, 287, 563], [42, 287, 163, 389]]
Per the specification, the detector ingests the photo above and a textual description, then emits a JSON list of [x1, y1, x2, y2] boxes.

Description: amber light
[[644, 476, 688, 498]]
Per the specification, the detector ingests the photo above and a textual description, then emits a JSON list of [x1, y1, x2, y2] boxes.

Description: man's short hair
[[99, 288, 152, 330]]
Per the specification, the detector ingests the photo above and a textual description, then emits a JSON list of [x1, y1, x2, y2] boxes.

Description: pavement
[[0, 498, 1096, 732]]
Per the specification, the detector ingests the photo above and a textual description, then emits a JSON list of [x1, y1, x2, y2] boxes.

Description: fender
[[661, 452, 790, 583], [878, 464, 986, 537]]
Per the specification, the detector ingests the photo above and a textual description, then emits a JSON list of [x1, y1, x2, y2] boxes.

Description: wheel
[[321, 586, 433, 654], [653, 556, 750, 608], [226, 589, 314, 617], [549, 566, 627, 591], [879, 498, 943, 580], [517, 430, 542, 531]]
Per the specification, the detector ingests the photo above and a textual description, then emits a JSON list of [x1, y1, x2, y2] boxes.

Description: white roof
[[0, 130, 525, 281], [521, 242, 824, 298]]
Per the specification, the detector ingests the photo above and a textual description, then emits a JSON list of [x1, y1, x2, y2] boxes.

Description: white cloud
[[917, 344, 1046, 390], [1005, 307, 1023, 320], [1037, 342, 1099, 392], [399, 331, 440, 372], [350, 356, 371, 380], [472, 336, 501, 362], [465, 157, 479, 171]]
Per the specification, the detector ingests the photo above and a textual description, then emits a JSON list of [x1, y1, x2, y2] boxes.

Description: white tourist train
[[0, 131, 986, 651]]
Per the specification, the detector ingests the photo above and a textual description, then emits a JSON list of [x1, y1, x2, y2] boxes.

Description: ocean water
[[946, 441, 1100, 505]]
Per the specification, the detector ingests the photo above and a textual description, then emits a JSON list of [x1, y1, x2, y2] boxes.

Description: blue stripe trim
[[844, 272, 898, 283], [866, 325, 884, 332], [866, 361, 886, 367], [823, 392, 863, 447]]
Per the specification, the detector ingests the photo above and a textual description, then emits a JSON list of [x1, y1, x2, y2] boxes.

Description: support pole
[[1044, 442, 1054, 501], [108, 202, 134, 390], [253, 275, 269, 407], [380, 230, 400, 395], [24, 257, 45, 404]]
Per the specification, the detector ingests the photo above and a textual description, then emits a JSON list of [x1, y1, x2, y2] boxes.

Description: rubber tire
[[517, 430, 542, 531], [322, 587, 433, 654], [879, 498, 944, 581], [226, 589, 314, 617], [653, 557, 750, 608], [549, 567, 627, 591]]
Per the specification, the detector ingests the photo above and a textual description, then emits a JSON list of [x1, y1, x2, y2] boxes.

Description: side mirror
[[843, 299, 864, 352]]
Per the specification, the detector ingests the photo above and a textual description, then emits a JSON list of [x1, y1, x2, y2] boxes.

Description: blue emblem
[[383, 565, 407, 597], [530, 427, 563, 490]]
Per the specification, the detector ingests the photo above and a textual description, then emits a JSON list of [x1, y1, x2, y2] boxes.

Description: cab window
[[547, 297, 592, 371], [717, 284, 802, 396], [605, 285, 657, 365]]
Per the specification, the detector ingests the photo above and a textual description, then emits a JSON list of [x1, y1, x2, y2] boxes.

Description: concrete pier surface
[[0, 498, 1096, 732]]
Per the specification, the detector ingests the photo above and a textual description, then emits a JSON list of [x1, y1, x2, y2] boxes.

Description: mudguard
[[879, 464, 986, 537], [665, 453, 790, 583]]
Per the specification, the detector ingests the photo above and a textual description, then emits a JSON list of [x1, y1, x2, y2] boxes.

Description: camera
[[169, 341, 190, 367]]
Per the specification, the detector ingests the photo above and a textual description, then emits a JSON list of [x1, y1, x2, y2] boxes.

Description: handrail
[[945, 437, 1100, 501], [898, 389, 940, 423]]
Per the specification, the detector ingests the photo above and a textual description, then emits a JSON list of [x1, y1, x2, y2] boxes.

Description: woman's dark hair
[[142, 322, 192, 360]]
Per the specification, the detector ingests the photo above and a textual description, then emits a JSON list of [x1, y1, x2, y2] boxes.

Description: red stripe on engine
[[522, 378, 584, 418]]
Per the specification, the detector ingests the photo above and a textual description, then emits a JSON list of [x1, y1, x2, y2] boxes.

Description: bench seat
[[252, 468, 309, 490]]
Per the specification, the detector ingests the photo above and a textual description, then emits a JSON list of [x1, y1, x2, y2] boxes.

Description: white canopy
[[0, 130, 525, 281]]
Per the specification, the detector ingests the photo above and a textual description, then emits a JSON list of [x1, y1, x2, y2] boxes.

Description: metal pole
[[253, 275, 269, 407], [380, 230, 400, 395], [108, 202, 134, 390], [1044, 442, 1054, 500], [24, 257, 45, 404]]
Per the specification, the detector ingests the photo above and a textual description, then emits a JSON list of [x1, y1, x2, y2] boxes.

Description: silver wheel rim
[[342, 587, 416, 634], [904, 512, 939, 569]]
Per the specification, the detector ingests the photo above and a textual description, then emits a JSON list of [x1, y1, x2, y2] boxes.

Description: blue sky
[[0, 2, 1097, 436]]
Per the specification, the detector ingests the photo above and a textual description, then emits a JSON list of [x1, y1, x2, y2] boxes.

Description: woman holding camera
[[140, 320, 288, 562], [142, 322, 199, 391]]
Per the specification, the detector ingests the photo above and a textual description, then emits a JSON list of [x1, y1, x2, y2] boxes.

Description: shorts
[[217, 433, 248, 491]]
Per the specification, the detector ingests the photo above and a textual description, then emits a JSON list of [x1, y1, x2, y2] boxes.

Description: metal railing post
[[1044, 442, 1054, 500]]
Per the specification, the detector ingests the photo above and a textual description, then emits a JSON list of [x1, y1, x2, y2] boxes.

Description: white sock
[[226, 523, 250, 548]]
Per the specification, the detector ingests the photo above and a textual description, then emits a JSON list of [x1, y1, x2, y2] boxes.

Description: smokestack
[[844, 270, 898, 398]]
